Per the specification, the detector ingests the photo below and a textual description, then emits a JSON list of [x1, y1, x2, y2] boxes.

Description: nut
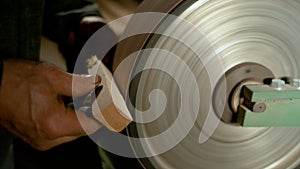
[[292, 79, 300, 88], [271, 79, 285, 89]]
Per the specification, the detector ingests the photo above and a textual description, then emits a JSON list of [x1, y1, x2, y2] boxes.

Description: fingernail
[[95, 75, 102, 85]]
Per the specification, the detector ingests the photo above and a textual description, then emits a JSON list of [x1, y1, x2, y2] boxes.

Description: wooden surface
[[88, 58, 132, 132], [96, 0, 140, 36]]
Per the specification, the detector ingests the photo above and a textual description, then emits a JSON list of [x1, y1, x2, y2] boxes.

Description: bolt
[[292, 79, 300, 88], [253, 103, 267, 113], [271, 79, 285, 89]]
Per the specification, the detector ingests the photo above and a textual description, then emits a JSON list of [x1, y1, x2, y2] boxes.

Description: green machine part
[[237, 83, 300, 127]]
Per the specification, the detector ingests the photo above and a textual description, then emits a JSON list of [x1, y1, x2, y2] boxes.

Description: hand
[[0, 60, 101, 150]]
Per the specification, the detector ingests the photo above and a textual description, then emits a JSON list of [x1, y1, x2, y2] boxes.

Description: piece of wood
[[87, 56, 132, 132]]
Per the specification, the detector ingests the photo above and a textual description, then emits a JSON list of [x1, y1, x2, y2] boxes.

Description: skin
[[0, 60, 102, 151]]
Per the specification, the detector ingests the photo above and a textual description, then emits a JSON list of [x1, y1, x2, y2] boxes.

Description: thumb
[[47, 67, 101, 96], [72, 74, 102, 97]]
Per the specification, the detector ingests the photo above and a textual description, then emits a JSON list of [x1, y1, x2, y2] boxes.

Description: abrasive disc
[[118, 0, 300, 168]]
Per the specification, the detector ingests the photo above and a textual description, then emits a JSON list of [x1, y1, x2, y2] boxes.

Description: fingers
[[42, 64, 101, 97], [50, 105, 101, 138], [35, 106, 101, 150], [2, 107, 100, 151], [31, 136, 79, 151], [41, 65, 102, 135]]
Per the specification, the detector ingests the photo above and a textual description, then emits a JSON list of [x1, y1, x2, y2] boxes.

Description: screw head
[[253, 102, 267, 113], [271, 79, 285, 89], [292, 79, 300, 88]]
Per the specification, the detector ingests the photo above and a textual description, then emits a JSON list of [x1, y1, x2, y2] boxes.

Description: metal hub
[[213, 63, 274, 124]]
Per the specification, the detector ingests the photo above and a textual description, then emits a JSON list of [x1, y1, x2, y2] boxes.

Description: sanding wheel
[[113, 0, 300, 168]]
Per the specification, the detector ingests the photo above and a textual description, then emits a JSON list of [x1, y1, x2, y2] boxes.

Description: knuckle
[[38, 62, 57, 71], [37, 63, 61, 78], [41, 120, 61, 139], [37, 63, 71, 86], [31, 81, 51, 94]]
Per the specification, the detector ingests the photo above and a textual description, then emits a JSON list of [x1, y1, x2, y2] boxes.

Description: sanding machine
[[93, 0, 300, 168]]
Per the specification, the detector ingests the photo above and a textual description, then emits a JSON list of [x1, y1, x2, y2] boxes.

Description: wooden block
[[87, 56, 132, 132]]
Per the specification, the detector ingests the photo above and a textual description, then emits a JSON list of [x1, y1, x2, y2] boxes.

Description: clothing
[[0, 1, 43, 168], [0, 0, 43, 61]]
